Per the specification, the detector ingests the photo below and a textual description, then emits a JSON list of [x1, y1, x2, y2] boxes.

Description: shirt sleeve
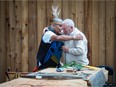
[[68, 40, 86, 56], [42, 31, 56, 43]]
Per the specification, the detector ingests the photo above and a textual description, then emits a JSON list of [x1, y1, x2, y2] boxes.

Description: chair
[[97, 65, 114, 87]]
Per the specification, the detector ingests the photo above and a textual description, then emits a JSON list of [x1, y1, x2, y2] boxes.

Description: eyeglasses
[[54, 24, 62, 27]]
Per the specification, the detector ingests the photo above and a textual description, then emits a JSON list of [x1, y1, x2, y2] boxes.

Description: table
[[0, 78, 87, 87], [0, 66, 108, 87], [37, 67, 107, 87]]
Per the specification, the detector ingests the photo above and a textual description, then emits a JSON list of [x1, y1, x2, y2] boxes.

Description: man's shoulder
[[43, 29, 56, 39]]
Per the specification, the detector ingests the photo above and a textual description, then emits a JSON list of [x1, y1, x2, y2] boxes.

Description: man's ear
[[53, 24, 56, 28], [71, 26, 73, 29]]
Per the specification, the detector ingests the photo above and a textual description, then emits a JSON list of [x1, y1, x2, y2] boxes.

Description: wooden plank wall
[[0, 0, 116, 84], [114, 1, 116, 85], [0, 1, 7, 83]]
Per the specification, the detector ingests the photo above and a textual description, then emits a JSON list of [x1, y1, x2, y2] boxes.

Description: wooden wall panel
[[68, 1, 73, 20], [91, 1, 99, 66], [98, 1, 106, 65], [6, 1, 11, 73], [21, 1, 28, 72], [84, 1, 92, 65], [0, 1, 7, 83], [114, 1, 116, 85], [15, 1, 22, 72], [5, 1, 10, 73], [37, 1, 46, 46], [76, 1, 84, 32], [106, 0, 115, 68], [46, 0, 53, 26], [62, 1, 69, 19], [28, 0, 37, 71], [8, 1, 16, 71], [106, 0, 115, 83]]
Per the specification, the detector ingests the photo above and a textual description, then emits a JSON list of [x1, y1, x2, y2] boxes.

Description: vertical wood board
[[21, 1, 29, 72], [91, 1, 99, 66]]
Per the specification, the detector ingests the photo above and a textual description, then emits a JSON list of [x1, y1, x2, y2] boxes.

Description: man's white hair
[[62, 19, 75, 28]]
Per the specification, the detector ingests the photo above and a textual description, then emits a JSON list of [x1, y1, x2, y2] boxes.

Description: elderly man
[[62, 19, 89, 66]]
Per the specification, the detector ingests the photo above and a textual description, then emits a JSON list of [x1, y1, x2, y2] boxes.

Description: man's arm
[[51, 34, 83, 41]]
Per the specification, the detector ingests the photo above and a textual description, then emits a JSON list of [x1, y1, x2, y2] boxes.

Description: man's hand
[[74, 34, 83, 40], [62, 46, 69, 53]]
